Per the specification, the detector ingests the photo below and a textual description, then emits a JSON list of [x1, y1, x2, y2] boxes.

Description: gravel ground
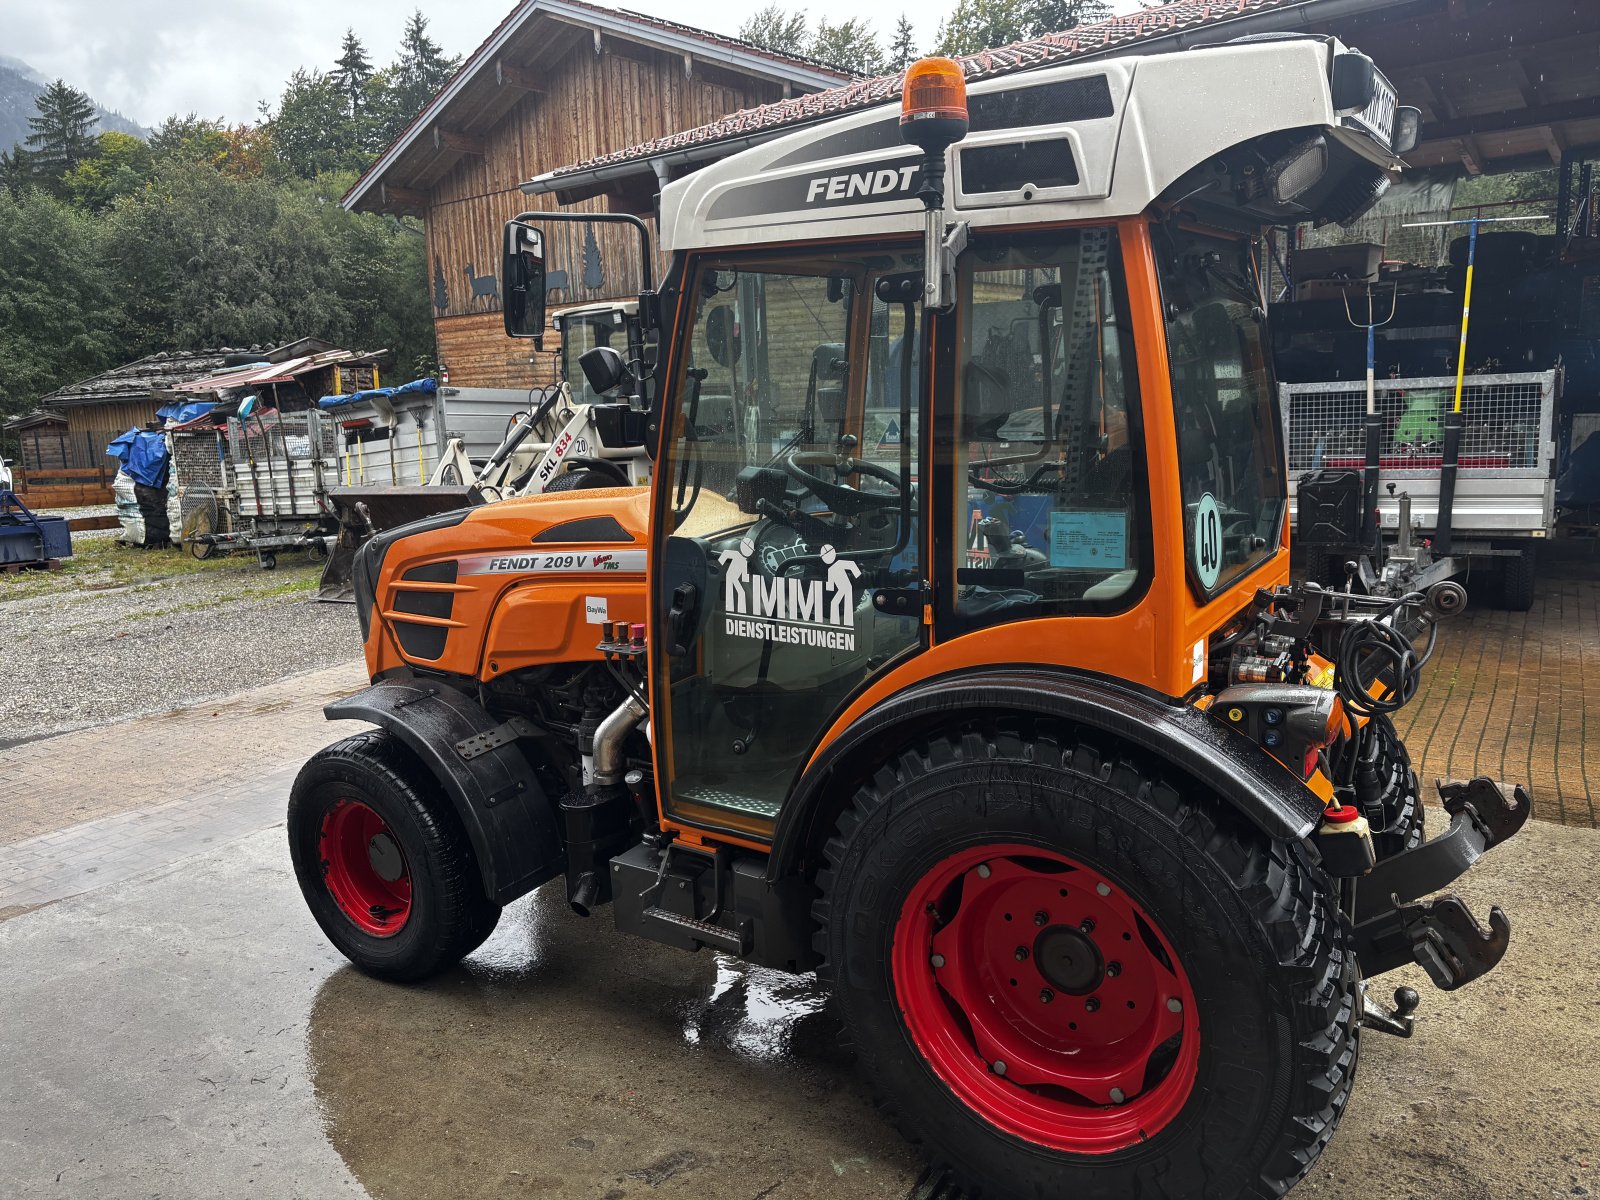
[[0, 543, 360, 746]]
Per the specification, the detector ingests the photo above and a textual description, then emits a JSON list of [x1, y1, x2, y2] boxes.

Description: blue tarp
[[155, 399, 217, 424], [106, 428, 172, 489], [318, 377, 437, 409]]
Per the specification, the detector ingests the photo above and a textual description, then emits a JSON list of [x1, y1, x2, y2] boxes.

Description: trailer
[[1284, 368, 1559, 609]]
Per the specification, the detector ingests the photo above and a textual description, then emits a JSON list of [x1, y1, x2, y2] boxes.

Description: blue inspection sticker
[[1049, 510, 1128, 569]]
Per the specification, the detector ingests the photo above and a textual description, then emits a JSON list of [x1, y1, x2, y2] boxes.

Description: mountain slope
[[0, 57, 148, 153]]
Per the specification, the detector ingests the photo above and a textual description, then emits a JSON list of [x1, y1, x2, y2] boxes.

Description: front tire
[[288, 730, 500, 981], [816, 724, 1358, 1200]]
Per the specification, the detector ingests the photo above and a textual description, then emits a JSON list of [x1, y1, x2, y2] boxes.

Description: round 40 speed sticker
[[1193, 492, 1222, 590]]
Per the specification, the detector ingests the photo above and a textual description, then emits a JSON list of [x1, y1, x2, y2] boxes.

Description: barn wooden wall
[[424, 38, 787, 389]]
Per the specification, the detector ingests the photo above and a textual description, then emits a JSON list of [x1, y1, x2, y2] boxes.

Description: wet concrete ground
[[2, 810, 1596, 1200]]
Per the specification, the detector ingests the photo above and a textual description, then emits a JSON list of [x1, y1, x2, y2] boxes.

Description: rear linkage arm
[[1352, 777, 1531, 994]]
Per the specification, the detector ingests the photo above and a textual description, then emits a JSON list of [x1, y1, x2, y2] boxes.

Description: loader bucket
[[317, 485, 477, 601]]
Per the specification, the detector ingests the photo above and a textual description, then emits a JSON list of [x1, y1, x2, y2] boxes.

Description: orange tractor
[[289, 44, 1529, 1198]]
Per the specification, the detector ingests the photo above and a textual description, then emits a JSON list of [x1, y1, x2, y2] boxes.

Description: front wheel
[[288, 730, 500, 981], [816, 725, 1358, 1200]]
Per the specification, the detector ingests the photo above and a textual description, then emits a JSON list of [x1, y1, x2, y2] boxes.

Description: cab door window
[[945, 227, 1150, 629], [657, 251, 925, 833]]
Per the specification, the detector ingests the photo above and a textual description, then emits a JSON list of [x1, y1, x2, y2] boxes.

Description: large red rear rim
[[319, 799, 413, 937], [891, 843, 1200, 1154]]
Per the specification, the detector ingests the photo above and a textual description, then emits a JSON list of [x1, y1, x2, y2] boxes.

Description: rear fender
[[325, 676, 564, 904], [768, 666, 1325, 881]]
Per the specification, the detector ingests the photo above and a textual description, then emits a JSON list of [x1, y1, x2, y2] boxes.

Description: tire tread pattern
[[812, 720, 1358, 1200]]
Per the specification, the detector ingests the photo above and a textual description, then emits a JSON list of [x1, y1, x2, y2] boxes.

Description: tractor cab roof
[[657, 37, 1403, 254]]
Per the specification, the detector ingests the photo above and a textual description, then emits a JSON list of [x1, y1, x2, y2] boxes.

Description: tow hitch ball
[[1361, 982, 1421, 1038]]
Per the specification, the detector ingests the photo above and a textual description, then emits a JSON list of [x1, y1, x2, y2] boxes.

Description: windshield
[[1156, 228, 1285, 598]]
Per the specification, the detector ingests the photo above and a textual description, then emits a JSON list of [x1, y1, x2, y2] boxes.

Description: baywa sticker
[[459, 549, 647, 576], [719, 538, 861, 651], [1192, 493, 1222, 590]]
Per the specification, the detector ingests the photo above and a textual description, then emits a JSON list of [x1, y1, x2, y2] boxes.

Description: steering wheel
[[782, 449, 903, 515]]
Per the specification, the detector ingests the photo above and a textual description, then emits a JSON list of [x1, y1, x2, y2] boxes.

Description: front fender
[[769, 666, 1325, 881], [325, 677, 564, 905]]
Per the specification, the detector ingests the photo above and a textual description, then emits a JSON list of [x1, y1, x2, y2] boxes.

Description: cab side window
[[948, 227, 1149, 624]]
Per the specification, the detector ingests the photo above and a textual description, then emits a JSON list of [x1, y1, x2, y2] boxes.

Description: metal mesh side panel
[[1282, 372, 1554, 478]]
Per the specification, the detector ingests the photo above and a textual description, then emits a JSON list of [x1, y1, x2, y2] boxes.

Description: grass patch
[[0, 536, 319, 605]]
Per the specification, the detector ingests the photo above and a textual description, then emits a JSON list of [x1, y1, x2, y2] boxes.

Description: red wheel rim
[[319, 800, 412, 937], [892, 844, 1200, 1154]]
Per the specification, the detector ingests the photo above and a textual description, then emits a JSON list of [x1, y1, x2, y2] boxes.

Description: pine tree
[[394, 10, 458, 115], [890, 15, 918, 70], [332, 29, 374, 120], [0, 144, 33, 195], [25, 80, 99, 181]]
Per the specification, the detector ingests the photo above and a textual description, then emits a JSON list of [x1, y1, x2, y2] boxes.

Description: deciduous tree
[[936, 0, 1110, 55]]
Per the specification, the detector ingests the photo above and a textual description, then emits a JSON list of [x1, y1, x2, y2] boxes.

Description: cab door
[[651, 248, 926, 839]]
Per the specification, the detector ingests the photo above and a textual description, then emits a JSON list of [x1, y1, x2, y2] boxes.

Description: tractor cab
[[289, 38, 1531, 1200]]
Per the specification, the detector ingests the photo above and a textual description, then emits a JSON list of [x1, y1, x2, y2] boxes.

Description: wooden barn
[[341, 0, 849, 390]]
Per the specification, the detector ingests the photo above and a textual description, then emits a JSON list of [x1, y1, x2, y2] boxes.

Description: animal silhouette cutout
[[547, 267, 569, 298], [464, 263, 498, 310], [433, 256, 450, 313]]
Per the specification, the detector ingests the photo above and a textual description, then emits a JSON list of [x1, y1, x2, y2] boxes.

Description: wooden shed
[[341, 0, 850, 391]]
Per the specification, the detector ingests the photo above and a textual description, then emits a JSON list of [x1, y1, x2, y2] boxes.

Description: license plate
[[1349, 71, 1399, 148]]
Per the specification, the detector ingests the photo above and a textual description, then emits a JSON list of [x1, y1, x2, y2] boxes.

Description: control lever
[[666, 582, 698, 657]]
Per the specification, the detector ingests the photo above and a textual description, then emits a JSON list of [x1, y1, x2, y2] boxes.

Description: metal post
[[1435, 217, 1480, 557], [1581, 163, 1596, 238], [1556, 155, 1575, 240]]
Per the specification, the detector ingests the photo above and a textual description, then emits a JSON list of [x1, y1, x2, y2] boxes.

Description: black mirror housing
[[502, 221, 547, 345], [579, 345, 627, 396]]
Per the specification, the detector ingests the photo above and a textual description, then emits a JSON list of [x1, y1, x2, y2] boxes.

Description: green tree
[[0, 144, 34, 195], [810, 18, 886, 75], [62, 131, 154, 210], [25, 80, 99, 185], [936, 0, 1109, 55], [739, 6, 811, 51], [264, 69, 364, 179], [889, 15, 918, 70], [0, 188, 120, 421], [332, 28, 374, 121]]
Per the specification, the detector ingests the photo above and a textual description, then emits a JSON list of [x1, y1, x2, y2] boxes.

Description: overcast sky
[[1, 0, 1146, 129]]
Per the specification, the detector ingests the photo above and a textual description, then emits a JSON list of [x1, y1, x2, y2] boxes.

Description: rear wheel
[[1495, 548, 1536, 612], [816, 725, 1358, 1200], [288, 730, 500, 981]]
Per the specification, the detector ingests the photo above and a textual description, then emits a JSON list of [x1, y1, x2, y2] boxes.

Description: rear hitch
[[1360, 982, 1420, 1038], [1352, 776, 1530, 990]]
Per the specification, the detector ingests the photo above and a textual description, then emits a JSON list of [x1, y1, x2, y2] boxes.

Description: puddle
[[304, 882, 915, 1199]]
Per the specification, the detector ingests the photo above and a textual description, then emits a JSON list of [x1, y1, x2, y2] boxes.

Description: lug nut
[[1034, 910, 1049, 927], [1106, 961, 1122, 978], [992, 1060, 1007, 1076], [1014, 946, 1029, 962], [1167, 997, 1183, 1013], [1085, 997, 1101, 1013], [1039, 989, 1054, 1004], [1079, 918, 1096, 934], [930, 954, 946, 968]]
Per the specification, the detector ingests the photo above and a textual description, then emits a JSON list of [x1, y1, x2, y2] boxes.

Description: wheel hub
[[368, 832, 404, 882], [1033, 925, 1103, 995]]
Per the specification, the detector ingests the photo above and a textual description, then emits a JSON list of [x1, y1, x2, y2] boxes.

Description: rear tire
[[1364, 716, 1425, 859], [1496, 549, 1536, 612], [288, 730, 500, 981], [543, 469, 618, 493], [815, 723, 1358, 1200]]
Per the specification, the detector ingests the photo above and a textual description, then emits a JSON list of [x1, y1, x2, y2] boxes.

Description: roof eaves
[[341, 0, 854, 214]]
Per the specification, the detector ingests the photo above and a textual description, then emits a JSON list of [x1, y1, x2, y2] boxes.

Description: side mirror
[[503, 221, 547, 347], [579, 346, 627, 396]]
